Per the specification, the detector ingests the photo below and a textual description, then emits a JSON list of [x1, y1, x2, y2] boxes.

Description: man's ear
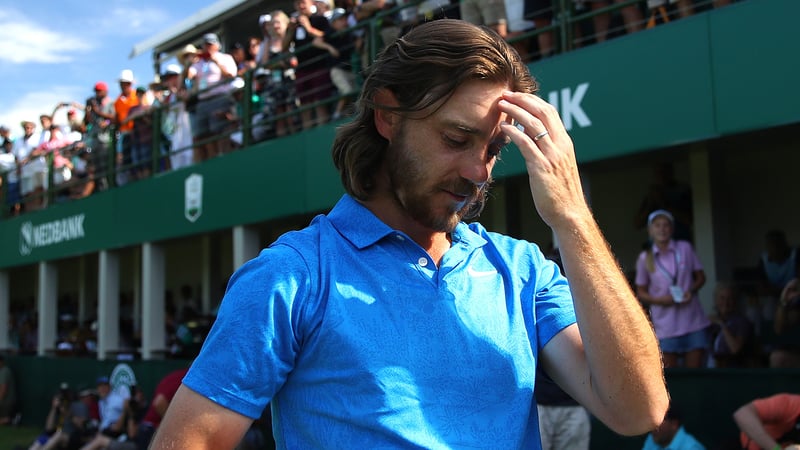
[[373, 88, 399, 141]]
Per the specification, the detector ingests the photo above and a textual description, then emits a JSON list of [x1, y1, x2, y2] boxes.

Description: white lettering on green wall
[[547, 82, 591, 131], [19, 214, 86, 256]]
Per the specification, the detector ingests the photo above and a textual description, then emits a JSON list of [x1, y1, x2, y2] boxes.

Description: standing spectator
[[0, 355, 16, 425], [459, 0, 508, 38], [38, 114, 54, 146], [125, 86, 156, 180], [636, 209, 710, 368], [643, 403, 705, 450], [186, 33, 238, 162], [159, 64, 194, 170], [707, 282, 757, 368], [537, 246, 591, 450], [313, 7, 358, 120], [523, 0, 555, 59], [757, 229, 797, 301], [84, 81, 115, 191], [15, 120, 48, 211], [262, 10, 299, 137], [113, 70, 140, 186], [734, 393, 800, 450], [0, 133, 21, 216], [590, 0, 644, 43], [284, 0, 332, 130], [536, 368, 591, 450]]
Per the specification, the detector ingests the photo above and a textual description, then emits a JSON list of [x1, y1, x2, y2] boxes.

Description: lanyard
[[655, 249, 681, 285]]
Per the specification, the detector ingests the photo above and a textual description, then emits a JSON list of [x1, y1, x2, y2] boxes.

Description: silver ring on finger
[[533, 130, 549, 142]]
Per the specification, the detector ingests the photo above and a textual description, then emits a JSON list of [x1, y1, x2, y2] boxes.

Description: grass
[[0, 425, 41, 450]]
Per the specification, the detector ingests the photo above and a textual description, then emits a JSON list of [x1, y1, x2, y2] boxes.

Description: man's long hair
[[331, 19, 537, 218]]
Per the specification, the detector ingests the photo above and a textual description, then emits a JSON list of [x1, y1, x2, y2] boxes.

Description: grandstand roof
[[129, 0, 264, 60]]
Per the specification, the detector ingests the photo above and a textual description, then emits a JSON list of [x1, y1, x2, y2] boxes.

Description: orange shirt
[[114, 91, 139, 133], [741, 393, 800, 450]]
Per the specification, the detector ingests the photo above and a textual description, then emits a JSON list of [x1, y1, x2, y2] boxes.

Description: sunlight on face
[[384, 81, 508, 232]]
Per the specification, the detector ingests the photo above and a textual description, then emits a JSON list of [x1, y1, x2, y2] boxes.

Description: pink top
[[635, 240, 710, 339]]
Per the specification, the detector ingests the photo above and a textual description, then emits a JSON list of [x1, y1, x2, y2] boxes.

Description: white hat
[[163, 64, 182, 77], [647, 209, 674, 226], [258, 14, 272, 26], [118, 69, 135, 83]]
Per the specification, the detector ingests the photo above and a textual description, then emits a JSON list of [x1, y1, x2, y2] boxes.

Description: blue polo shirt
[[184, 194, 576, 449]]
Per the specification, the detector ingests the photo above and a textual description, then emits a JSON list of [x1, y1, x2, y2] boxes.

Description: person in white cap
[[635, 209, 710, 368], [186, 33, 238, 162]]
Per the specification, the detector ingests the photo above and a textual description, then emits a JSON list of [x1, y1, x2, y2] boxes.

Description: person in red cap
[[83, 81, 115, 191]]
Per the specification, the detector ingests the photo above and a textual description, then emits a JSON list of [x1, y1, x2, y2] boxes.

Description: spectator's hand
[[298, 14, 311, 30], [708, 313, 723, 326], [781, 278, 800, 307], [681, 290, 692, 303]]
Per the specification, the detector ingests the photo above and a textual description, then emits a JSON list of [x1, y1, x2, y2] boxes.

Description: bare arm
[[499, 91, 668, 435], [775, 279, 799, 334], [149, 384, 253, 450], [734, 402, 779, 450]]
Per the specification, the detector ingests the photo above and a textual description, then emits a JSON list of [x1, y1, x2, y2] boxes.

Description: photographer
[[29, 384, 92, 450], [83, 385, 148, 450]]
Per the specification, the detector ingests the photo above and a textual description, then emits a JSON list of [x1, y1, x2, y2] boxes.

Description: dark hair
[[331, 19, 536, 219]]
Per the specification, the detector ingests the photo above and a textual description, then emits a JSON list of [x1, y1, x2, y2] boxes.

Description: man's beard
[[385, 124, 484, 233]]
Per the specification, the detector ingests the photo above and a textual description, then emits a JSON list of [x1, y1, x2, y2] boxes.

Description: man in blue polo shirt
[[152, 20, 668, 450]]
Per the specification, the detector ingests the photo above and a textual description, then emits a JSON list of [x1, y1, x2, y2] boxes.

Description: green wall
[[6, 355, 800, 448], [5, 356, 190, 428]]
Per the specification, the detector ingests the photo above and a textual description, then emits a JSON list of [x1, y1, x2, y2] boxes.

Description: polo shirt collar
[[327, 194, 486, 251], [651, 239, 676, 255]]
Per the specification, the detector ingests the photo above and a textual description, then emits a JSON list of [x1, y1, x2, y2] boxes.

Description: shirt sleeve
[[183, 244, 314, 419]]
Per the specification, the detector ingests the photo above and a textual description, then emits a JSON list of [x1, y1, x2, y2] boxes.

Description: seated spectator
[[29, 383, 92, 450], [313, 8, 358, 121], [733, 393, 800, 450], [78, 376, 128, 449], [707, 282, 757, 368], [0, 355, 16, 426], [770, 269, 800, 368], [642, 403, 705, 450], [83, 385, 148, 450], [130, 368, 189, 449]]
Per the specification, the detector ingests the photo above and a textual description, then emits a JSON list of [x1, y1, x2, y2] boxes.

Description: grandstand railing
[[0, 0, 732, 219]]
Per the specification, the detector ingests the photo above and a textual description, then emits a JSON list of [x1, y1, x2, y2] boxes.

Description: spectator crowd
[[0, 0, 739, 217]]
